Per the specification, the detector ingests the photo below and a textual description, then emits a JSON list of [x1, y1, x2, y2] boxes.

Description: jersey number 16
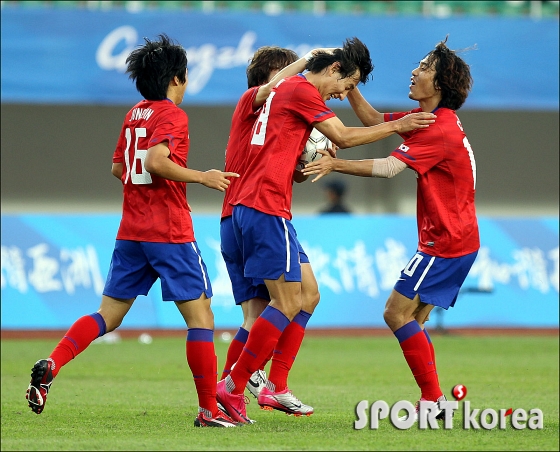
[[123, 127, 153, 185]]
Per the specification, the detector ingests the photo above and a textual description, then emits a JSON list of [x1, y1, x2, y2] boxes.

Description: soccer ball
[[296, 128, 331, 171]]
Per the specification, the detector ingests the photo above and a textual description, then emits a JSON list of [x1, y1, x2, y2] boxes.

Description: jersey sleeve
[[391, 122, 445, 175], [148, 109, 188, 156], [289, 83, 335, 125], [384, 109, 417, 141], [112, 122, 127, 164]]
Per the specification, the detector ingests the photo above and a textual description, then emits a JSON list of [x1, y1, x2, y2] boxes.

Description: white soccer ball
[[296, 128, 331, 171]]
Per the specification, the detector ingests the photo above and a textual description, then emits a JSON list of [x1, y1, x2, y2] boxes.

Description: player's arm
[[302, 153, 407, 182], [347, 87, 384, 126], [111, 163, 123, 179], [314, 113, 435, 149], [254, 48, 336, 107], [145, 142, 239, 192]]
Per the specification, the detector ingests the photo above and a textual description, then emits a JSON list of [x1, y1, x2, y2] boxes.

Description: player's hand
[[396, 112, 436, 133], [202, 170, 239, 192], [301, 150, 334, 182], [326, 141, 339, 158]]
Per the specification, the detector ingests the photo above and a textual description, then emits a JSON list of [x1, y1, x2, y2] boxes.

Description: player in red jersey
[[303, 37, 479, 421], [220, 46, 336, 417], [216, 37, 437, 424], [25, 34, 241, 428]]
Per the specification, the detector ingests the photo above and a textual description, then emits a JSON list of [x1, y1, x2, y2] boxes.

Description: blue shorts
[[394, 250, 478, 309], [221, 214, 310, 304], [231, 205, 305, 283], [103, 240, 213, 301], [220, 216, 270, 305]]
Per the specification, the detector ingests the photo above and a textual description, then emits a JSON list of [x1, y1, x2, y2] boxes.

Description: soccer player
[[216, 37, 437, 424], [220, 46, 332, 417], [25, 34, 241, 428], [302, 37, 479, 421]]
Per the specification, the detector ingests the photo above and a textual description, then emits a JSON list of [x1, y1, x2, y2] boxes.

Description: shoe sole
[[259, 404, 313, 417], [27, 361, 50, 414]]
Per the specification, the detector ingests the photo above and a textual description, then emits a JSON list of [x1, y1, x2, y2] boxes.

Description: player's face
[[322, 67, 360, 102], [409, 57, 439, 102], [178, 68, 188, 101]]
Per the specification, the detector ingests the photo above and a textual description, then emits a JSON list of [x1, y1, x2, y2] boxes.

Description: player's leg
[[267, 261, 319, 391], [219, 215, 270, 380], [415, 308, 439, 387], [228, 274, 300, 393], [26, 295, 134, 414], [221, 296, 269, 380], [175, 293, 239, 427], [26, 239, 152, 414], [386, 250, 478, 420], [218, 206, 301, 422], [221, 301, 250, 380], [384, 287, 442, 403], [151, 241, 238, 427], [261, 261, 318, 416]]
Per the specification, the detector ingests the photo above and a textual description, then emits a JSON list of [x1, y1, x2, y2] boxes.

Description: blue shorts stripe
[[190, 242, 208, 290], [282, 218, 290, 273], [394, 320, 422, 343], [187, 328, 213, 342]]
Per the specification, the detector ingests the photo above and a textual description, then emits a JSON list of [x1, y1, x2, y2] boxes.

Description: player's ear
[[330, 61, 341, 75]]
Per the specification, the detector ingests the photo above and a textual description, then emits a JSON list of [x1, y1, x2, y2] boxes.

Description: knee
[[302, 290, 320, 313], [383, 306, 403, 332]]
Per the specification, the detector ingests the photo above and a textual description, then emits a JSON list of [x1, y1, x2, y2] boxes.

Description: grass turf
[[1, 335, 558, 450]]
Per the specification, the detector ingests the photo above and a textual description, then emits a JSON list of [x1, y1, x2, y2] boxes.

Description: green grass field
[[1, 335, 558, 451]]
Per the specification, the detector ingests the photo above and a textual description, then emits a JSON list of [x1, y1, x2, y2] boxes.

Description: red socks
[[49, 313, 106, 377], [186, 328, 218, 417], [221, 327, 248, 380], [394, 321, 442, 402], [229, 306, 289, 395], [268, 310, 311, 392]]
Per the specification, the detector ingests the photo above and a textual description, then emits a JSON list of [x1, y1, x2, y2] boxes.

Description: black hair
[[306, 37, 374, 85], [325, 180, 347, 197], [125, 33, 188, 100], [423, 36, 474, 110], [247, 46, 299, 88]]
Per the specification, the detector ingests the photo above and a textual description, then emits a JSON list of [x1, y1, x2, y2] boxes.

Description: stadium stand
[[1, 0, 558, 17]]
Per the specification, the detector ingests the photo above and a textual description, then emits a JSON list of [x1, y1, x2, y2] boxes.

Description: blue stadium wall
[[1, 214, 558, 329]]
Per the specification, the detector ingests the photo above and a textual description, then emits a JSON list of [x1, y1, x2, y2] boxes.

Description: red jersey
[[113, 98, 194, 243], [221, 87, 260, 219], [386, 107, 480, 258], [233, 74, 335, 219]]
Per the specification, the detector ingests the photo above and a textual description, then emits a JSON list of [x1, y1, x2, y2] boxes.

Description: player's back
[[114, 99, 195, 243], [222, 87, 260, 219], [234, 75, 334, 219]]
